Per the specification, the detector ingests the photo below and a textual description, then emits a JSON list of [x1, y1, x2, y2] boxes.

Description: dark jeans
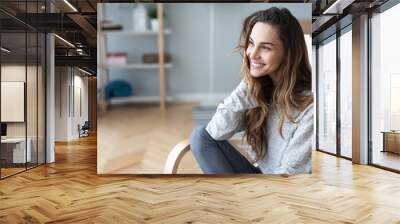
[[190, 125, 262, 174]]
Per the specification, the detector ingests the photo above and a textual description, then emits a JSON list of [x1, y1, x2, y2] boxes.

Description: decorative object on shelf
[[106, 52, 127, 65], [101, 20, 123, 31], [132, 4, 148, 32], [142, 53, 171, 63], [148, 8, 159, 31], [105, 80, 133, 99]]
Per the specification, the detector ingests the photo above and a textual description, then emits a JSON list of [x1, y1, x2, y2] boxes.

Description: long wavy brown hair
[[236, 7, 313, 162]]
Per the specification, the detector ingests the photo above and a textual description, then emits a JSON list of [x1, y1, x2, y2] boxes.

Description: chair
[[163, 134, 253, 174], [163, 139, 191, 174], [78, 121, 90, 138]]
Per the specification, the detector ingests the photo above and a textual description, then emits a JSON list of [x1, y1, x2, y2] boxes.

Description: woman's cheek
[[268, 54, 279, 68]]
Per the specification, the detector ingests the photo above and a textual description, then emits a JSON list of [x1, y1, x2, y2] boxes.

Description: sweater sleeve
[[273, 103, 314, 175], [205, 79, 258, 140]]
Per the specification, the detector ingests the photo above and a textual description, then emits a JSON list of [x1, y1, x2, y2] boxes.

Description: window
[[339, 27, 352, 158], [370, 2, 400, 171], [317, 35, 337, 155]]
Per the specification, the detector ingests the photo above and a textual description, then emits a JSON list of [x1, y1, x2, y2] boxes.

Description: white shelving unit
[[98, 3, 169, 114], [103, 29, 172, 35], [99, 63, 173, 69], [110, 95, 174, 105]]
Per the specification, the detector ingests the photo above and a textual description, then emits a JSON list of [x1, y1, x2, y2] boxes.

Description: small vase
[[133, 4, 148, 32], [150, 19, 159, 31]]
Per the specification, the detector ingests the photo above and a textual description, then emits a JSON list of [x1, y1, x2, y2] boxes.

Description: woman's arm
[[205, 79, 258, 140], [274, 103, 314, 175]]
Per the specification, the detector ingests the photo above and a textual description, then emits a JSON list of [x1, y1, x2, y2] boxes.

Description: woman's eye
[[262, 46, 271, 51]]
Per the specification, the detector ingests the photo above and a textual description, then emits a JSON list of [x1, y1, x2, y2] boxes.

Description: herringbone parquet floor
[[1, 104, 400, 223]]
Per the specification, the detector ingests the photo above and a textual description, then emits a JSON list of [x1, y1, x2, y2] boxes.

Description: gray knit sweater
[[205, 79, 314, 175]]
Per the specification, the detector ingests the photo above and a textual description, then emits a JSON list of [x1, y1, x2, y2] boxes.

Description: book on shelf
[[106, 52, 128, 65]]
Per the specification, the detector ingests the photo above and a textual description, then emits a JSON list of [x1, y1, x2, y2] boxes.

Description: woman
[[190, 7, 314, 175]]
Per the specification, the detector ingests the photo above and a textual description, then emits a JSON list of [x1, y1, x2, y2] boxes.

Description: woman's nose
[[249, 47, 260, 60]]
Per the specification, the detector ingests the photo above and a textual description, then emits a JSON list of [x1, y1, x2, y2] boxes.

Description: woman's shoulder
[[289, 91, 313, 123], [297, 101, 314, 123], [230, 79, 258, 108]]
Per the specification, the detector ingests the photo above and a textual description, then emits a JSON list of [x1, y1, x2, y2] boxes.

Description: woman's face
[[246, 22, 284, 80]]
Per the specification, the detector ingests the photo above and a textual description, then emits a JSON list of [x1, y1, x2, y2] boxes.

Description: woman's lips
[[250, 61, 265, 69]]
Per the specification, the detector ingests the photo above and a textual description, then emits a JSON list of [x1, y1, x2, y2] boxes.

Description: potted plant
[[148, 8, 164, 31]]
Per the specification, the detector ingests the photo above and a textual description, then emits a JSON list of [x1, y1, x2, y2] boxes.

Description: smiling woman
[[190, 7, 314, 175]]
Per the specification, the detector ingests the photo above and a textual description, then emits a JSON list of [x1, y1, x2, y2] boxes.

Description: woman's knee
[[190, 125, 209, 153]]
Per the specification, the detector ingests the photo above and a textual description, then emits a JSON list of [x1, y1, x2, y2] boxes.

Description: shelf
[[110, 95, 172, 105], [102, 29, 172, 35], [98, 4, 168, 114], [99, 63, 173, 69]]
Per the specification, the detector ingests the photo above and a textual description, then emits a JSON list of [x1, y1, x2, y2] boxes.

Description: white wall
[[55, 67, 68, 141], [72, 74, 89, 138], [55, 67, 89, 141]]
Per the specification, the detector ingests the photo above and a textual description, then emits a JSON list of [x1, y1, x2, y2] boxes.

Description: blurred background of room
[[97, 3, 312, 174]]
